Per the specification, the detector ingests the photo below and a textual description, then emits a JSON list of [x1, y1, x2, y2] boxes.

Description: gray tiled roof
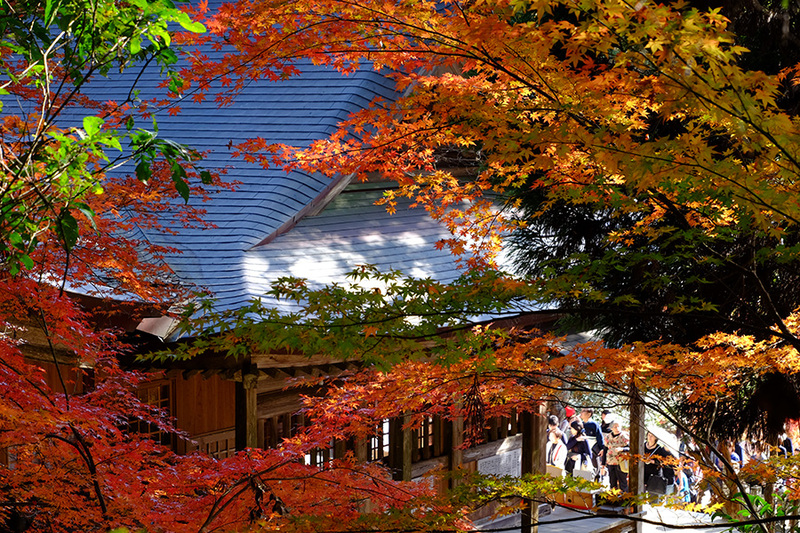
[[83, 58, 473, 315], [214, 184, 463, 314]]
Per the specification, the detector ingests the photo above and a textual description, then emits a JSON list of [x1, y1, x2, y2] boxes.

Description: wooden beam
[[261, 367, 292, 380], [251, 352, 360, 369], [256, 391, 304, 419], [462, 434, 522, 464]]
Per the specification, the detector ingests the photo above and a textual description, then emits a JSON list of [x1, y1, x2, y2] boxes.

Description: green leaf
[[135, 161, 152, 183], [199, 170, 212, 184], [19, 254, 34, 270], [82, 116, 103, 137], [171, 162, 190, 202], [57, 211, 79, 251], [174, 11, 205, 33], [167, 75, 183, 94], [102, 135, 123, 151], [129, 35, 142, 55], [43, 0, 55, 25], [75, 203, 98, 231], [125, 116, 134, 131]]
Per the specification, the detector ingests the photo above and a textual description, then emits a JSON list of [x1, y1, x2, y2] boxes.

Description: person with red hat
[[558, 406, 579, 435]]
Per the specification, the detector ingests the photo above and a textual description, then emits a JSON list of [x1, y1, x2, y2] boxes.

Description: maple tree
[[7, 0, 800, 527], [0, 1, 459, 532], [167, 0, 800, 528]]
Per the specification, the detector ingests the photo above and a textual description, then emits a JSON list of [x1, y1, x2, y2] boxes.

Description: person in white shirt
[[546, 428, 568, 469]]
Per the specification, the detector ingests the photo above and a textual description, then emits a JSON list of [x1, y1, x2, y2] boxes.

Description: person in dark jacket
[[643, 432, 675, 491], [600, 409, 613, 434], [580, 408, 604, 479], [565, 420, 593, 477]]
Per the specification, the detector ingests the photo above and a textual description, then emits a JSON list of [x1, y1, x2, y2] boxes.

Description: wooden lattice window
[[131, 381, 173, 447], [413, 417, 436, 462], [368, 419, 390, 462]]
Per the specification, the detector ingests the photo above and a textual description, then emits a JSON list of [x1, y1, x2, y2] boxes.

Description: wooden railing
[[187, 428, 237, 459]]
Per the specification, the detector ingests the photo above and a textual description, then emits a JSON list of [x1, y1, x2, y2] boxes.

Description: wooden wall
[[37, 361, 85, 395], [173, 373, 236, 437]]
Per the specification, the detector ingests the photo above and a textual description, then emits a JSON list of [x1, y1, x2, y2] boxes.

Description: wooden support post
[[235, 360, 259, 450], [334, 438, 347, 459], [629, 385, 646, 533], [257, 414, 265, 449], [521, 404, 547, 533], [354, 437, 369, 462], [281, 413, 292, 439], [389, 415, 412, 481], [449, 413, 464, 489], [402, 415, 412, 480], [412, 429, 420, 462], [265, 417, 278, 448], [489, 417, 499, 442], [433, 416, 444, 458]]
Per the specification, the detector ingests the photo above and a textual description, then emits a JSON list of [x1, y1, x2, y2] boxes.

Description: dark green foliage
[[507, 184, 800, 347]]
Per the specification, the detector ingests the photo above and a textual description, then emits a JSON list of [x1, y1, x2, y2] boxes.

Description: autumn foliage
[[7, 0, 800, 529], [174, 0, 800, 523], [0, 0, 446, 531], [179, 0, 800, 414]]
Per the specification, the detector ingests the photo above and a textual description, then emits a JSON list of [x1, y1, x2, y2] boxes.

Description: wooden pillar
[[353, 437, 369, 462], [499, 416, 509, 439], [281, 413, 292, 438], [334, 439, 347, 459], [629, 385, 646, 533], [449, 413, 464, 489], [521, 404, 547, 533], [235, 362, 259, 450], [489, 417, 499, 441], [433, 415, 444, 457], [265, 417, 279, 448], [389, 415, 413, 481]]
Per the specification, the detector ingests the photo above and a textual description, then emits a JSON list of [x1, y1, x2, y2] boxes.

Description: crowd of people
[[544, 407, 700, 501], [545, 406, 799, 504]]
